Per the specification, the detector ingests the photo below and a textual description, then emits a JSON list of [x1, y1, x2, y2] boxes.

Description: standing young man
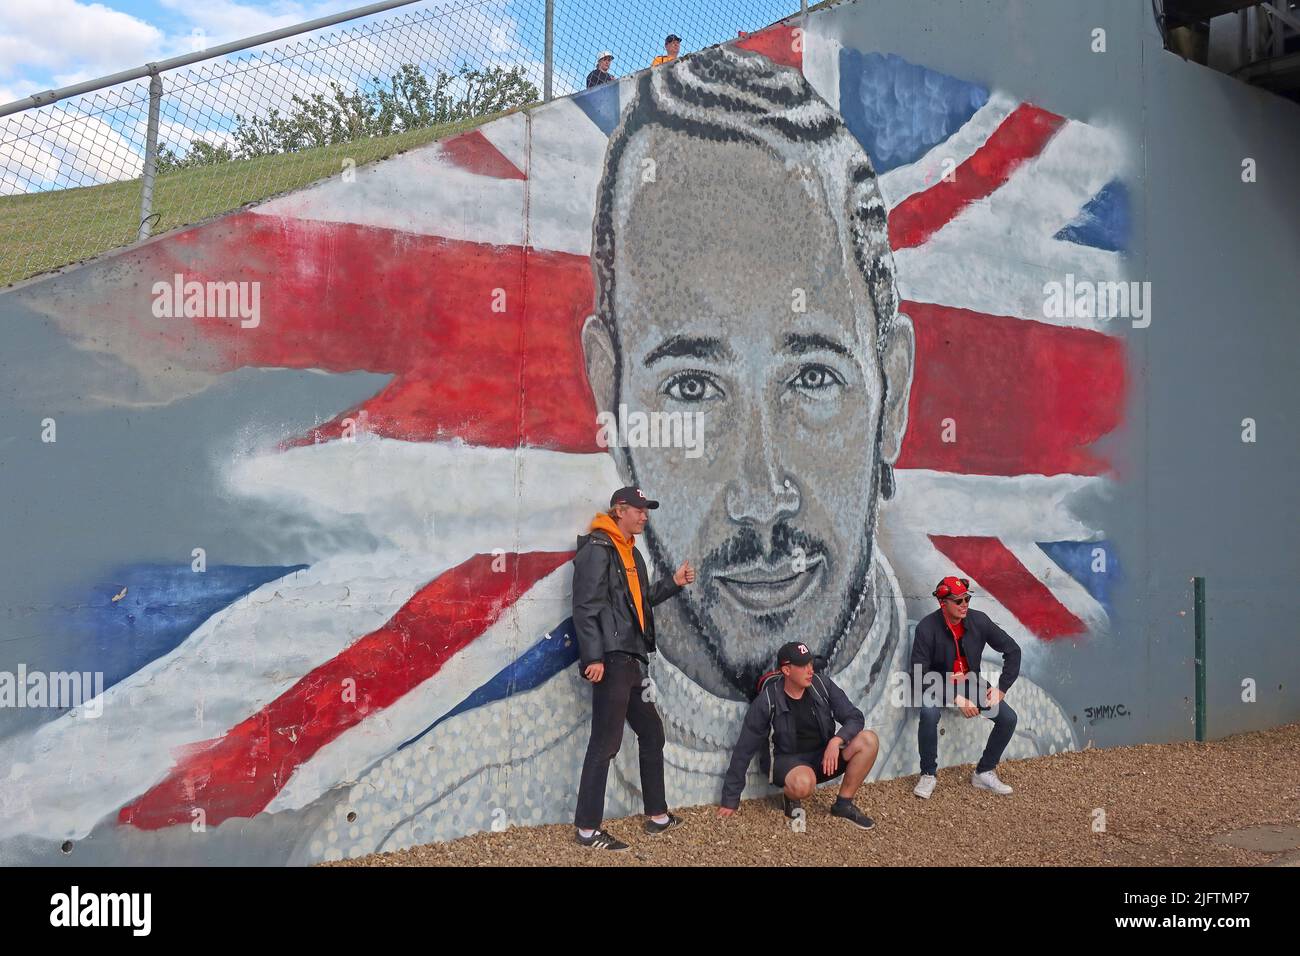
[[910, 576, 1021, 798], [586, 50, 616, 88], [717, 642, 879, 829], [572, 486, 696, 850], [651, 34, 682, 67]]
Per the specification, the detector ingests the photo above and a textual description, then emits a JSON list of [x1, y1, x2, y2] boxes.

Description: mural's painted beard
[[638, 457, 887, 701]]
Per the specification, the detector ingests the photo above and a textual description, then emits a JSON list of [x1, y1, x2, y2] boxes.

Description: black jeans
[[574, 653, 667, 830]]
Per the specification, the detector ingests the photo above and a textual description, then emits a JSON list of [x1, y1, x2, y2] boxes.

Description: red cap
[[933, 576, 971, 599]]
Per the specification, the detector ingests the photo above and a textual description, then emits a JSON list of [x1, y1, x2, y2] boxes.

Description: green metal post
[[1194, 576, 1207, 742]]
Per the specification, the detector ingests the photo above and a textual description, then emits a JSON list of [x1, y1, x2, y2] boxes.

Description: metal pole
[[544, 0, 554, 102], [138, 73, 163, 242], [1193, 576, 1207, 742], [801, 0, 808, 14]]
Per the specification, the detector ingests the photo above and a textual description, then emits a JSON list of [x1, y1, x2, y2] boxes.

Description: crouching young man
[[910, 576, 1020, 799], [717, 642, 879, 829]]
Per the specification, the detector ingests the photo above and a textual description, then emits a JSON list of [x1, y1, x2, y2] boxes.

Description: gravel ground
[[324, 723, 1300, 867]]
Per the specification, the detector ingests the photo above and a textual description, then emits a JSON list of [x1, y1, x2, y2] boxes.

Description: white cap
[[597, 50, 614, 62]]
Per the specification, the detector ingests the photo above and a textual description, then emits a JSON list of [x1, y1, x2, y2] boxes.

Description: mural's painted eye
[[662, 371, 723, 403], [789, 364, 845, 393]]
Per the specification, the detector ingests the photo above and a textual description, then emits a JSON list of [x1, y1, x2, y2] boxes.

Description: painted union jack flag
[[1, 20, 1128, 862]]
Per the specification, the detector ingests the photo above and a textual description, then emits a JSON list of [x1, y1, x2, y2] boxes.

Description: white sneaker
[[972, 770, 1013, 795], [913, 774, 937, 799]]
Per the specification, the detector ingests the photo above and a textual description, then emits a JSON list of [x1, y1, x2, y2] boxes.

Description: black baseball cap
[[665, 34, 682, 44], [610, 486, 659, 510], [777, 641, 814, 667]]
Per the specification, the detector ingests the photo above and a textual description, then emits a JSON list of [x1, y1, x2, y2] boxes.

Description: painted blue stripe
[[57, 563, 308, 692], [398, 617, 579, 750], [1054, 179, 1130, 253], [574, 82, 621, 136], [838, 51, 988, 174], [1037, 541, 1120, 616]]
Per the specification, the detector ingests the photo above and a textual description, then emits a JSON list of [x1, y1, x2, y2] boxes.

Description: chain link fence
[[0, 0, 803, 287]]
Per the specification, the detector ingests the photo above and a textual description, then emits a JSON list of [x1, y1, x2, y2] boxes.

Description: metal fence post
[[544, 0, 554, 102], [1193, 576, 1207, 742], [138, 71, 163, 241]]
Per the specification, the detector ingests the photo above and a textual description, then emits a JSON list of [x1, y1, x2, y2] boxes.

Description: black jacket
[[909, 608, 1021, 701], [572, 530, 681, 666], [719, 673, 864, 809], [585, 69, 615, 88]]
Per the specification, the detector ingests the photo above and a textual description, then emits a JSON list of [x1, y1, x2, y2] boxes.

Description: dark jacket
[[585, 69, 615, 88], [719, 672, 864, 809], [572, 530, 681, 666], [909, 608, 1021, 702]]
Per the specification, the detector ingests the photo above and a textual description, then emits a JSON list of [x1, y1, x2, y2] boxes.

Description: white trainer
[[913, 774, 937, 799], [972, 770, 1013, 795]]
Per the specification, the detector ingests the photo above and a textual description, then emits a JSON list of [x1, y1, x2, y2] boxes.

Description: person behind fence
[[572, 486, 696, 851], [910, 576, 1021, 799], [651, 34, 682, 67], [717, 642, 879, 830], [587, 50, 616, 88]]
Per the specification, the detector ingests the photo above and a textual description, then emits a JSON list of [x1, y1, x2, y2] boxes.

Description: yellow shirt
[[651, 54, 676, 67]]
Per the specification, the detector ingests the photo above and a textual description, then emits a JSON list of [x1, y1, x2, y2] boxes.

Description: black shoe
[[575, 828, 630, 851], [644, 813, 685, 835], [782, 795, 802, 819], [831, 801, 875, 830]]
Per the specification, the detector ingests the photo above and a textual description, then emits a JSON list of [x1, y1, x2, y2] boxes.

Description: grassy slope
[[0, 111, 513, 288], [0, 3, 840, 288]]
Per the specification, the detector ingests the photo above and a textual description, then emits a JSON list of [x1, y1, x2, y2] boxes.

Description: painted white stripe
[[802, 16, 843, 112], [267, 562, 575, 812], [527, 95, 614, 255], [224, 439, 619, 556], [877, 92, 1019, 208], [884, 469, 1110, 541], [895, 243, 1128, 332]]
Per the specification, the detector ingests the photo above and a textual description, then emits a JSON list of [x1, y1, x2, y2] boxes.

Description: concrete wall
[[1, 0, 1296, 865]]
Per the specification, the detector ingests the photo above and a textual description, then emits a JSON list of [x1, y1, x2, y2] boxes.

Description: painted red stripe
[[438, 129, 526, 180], [735, 23, 803, 70], [93, 215, 1122, 472], [897, 300, 1124, 477], [117, 550, 573, 831], [929, 535, 1086, 639], [126, 213, 601, 452], [887, 104, 1065, 250]]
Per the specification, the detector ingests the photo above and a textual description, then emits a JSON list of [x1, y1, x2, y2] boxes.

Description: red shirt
[[946, 617, 969, 681]]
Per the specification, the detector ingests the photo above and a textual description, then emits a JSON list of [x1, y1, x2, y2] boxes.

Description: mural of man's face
[[584, 127, 912, 699]]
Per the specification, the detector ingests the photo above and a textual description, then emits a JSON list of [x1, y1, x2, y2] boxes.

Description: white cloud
[[0, 104, 144, 192], [0, 0, 164, 84]]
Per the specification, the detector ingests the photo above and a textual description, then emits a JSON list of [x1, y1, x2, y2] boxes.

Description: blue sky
[[1, 0, 796, 106]]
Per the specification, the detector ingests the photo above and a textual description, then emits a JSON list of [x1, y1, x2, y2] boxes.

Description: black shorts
[[772, 745, 846, 788]]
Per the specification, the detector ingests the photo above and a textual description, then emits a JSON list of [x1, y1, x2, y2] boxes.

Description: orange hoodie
[[590, 512, 645, 631]]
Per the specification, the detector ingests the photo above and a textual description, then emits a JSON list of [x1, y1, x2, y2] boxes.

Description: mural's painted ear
[[581, 314, 617, 415], [879, 310, 915, 466]]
